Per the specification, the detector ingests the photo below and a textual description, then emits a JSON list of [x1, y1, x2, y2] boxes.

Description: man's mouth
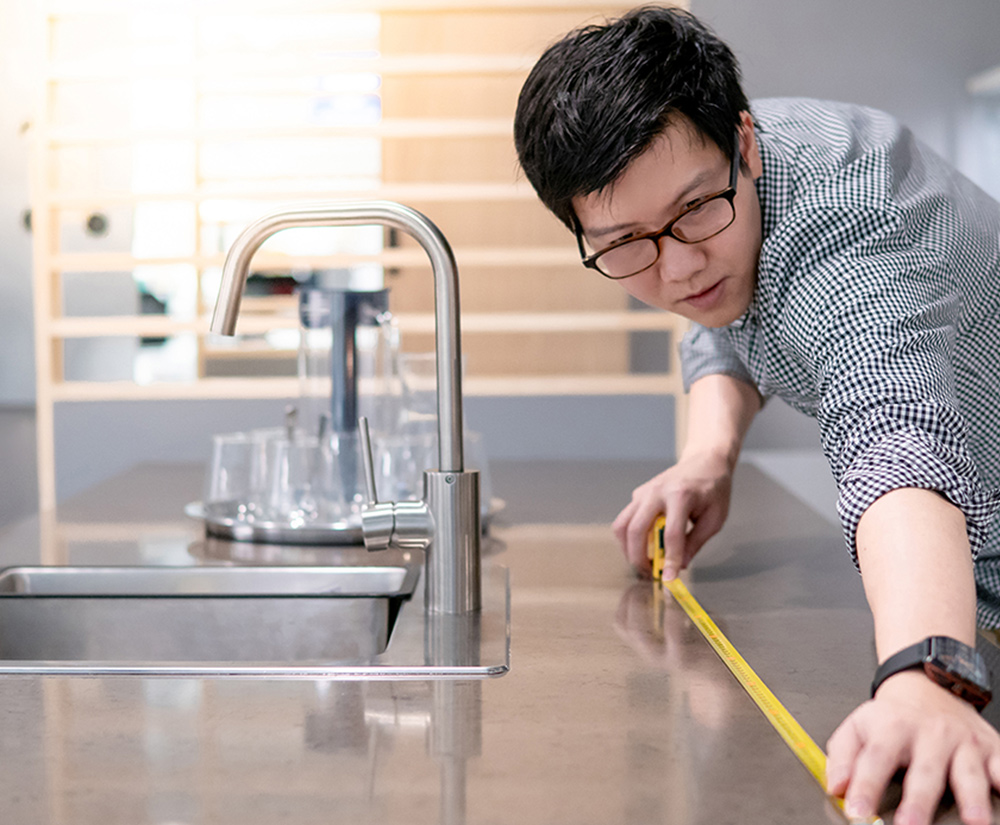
[[683, 279, 724, 309]]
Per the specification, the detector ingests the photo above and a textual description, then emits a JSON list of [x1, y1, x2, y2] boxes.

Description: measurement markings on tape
[[648, 515, 881, 825]]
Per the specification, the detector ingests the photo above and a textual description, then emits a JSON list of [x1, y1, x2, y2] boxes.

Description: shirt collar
[[727, 124, 786, 331]]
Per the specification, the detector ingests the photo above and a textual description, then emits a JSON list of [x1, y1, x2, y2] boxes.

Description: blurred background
[[0, 0, 998, 523]]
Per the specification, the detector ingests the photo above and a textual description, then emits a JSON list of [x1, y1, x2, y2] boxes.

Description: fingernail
[[965, 805, 990, 825], [845, 798, 871, 819], [662, 567, 677, 581], [892, 807, 913, 825]]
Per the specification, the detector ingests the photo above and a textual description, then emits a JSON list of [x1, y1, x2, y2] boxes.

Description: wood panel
[[378, 6, 634, 379], [32, 1, 690, 512], [389, 265, 627, 314]]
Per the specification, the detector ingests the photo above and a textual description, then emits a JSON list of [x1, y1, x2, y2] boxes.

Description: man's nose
[[652, 236, 707, 282]]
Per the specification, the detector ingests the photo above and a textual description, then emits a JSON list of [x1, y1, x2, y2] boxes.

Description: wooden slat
[[50, 372, 683, 402], [51, 311, 684, 338], [452, 311, 682, 334], [49, 181, 538, 208], [49, 53, 536, 82], [48, 0, 619, 15], [51, 377, 301, 401], [201, 346, 293, 360], [47, 118, 514, 146], [52, 246, 579, 271]]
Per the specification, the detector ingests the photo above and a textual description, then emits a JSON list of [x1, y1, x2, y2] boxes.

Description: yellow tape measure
[[648, 515, 882, 825]]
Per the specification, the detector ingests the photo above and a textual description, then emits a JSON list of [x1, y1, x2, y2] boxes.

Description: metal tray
[[186, 498, 505, 546], [187, 501, 364, 545]]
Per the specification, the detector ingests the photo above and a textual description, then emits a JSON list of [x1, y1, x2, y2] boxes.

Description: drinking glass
[[204, 432, 260, 522]]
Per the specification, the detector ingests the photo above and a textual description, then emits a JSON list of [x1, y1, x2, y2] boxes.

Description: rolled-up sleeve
[[679, 322, 758, 392], [807, 249, 1000, 564], [836, 422, 1000, 561]]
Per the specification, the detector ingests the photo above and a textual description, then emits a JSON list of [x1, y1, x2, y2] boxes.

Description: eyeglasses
[[574, 133, 741, 280]]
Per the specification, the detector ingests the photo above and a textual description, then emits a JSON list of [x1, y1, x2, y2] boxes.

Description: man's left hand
[[826, 670, 1000, 825]]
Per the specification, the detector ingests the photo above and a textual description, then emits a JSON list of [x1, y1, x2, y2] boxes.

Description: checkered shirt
[[678, 98, 1000, 627]]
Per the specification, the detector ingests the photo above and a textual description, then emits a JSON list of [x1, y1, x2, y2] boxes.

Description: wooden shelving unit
[[31, 0, 689, 512]]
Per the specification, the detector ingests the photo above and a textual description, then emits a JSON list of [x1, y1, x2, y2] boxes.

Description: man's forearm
[[682, 374, 763, 470], [856, 488, 977, 658]]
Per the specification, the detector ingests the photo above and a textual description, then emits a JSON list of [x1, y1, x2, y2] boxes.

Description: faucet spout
[[210, 200, 464, 473], [210, 201, 480, 614]]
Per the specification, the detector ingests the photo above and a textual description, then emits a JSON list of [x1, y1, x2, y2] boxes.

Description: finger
[[894, 741, 950, 825], [611, 499, 639, 559], [659, 500, 690, 581], [987, 750, 1000, 792], [612, 499, 653, 574], [949, 744, 993, 825], [625, 499, 663, 573], [612, 498, 639, 548], [843, 733, 909, 820], [826, 716, 865, 796], [683, 506, 724, 566]]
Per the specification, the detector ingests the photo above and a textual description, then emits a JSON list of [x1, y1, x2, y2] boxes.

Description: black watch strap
[[870, 636, 992, 711], [871, 639, 929, 697]]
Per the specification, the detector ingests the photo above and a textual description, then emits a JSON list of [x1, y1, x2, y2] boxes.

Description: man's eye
[[612, 232, 640, 245]]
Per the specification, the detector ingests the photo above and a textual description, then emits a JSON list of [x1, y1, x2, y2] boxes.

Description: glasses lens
[[672, 196, 735, 243], [595, 238, 659, 279]]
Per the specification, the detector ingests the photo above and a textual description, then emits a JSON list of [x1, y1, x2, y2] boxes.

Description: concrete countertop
[[0, 460, 987, 824]]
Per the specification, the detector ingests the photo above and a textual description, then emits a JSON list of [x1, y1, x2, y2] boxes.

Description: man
[[513, 7, 1000, 825]]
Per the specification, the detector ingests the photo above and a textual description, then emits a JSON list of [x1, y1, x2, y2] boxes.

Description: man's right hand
[[611, 449, 734, 578]]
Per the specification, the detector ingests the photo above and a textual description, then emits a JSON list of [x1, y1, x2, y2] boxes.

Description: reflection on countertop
[[0, 460, 972, 824]]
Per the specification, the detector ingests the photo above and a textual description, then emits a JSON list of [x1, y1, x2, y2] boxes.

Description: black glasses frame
[[574, 133, 742, 281]]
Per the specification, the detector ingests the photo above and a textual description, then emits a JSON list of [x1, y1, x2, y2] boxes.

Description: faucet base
[[424, 470, 481, 615]]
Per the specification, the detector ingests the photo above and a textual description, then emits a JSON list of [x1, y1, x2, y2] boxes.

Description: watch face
[[925, 637, 992, 710]]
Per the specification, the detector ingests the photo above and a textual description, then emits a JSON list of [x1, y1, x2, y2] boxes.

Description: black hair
[[514, 5, 749, 231]]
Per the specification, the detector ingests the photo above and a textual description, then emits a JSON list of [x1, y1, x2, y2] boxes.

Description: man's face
[[572, 114, 763, 327]]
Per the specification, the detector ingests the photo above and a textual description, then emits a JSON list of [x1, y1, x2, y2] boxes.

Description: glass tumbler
[[264, 433, 323, 526], [204, 432, 262, 522]]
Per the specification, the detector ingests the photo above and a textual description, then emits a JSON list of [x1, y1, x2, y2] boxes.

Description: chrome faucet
[[210, 201, 481, 614]]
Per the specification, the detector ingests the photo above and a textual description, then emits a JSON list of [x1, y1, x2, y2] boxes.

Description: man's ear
[[738, 110, 763, 180]]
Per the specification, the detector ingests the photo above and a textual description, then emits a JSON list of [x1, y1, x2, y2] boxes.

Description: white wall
[[693, 0, 1000, 450], [695, 0, 1000, 168], [0, 0, 42, 404]]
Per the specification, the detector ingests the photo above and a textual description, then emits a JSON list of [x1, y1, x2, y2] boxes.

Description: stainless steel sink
[[0, 563, 510, 679]]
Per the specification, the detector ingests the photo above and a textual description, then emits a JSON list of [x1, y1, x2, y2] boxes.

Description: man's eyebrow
[[585, 167, 718, 242]]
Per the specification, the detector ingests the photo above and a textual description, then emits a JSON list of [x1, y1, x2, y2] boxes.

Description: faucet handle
[[357, 416, 379, 505], [358, 416, 393, 553], [357, 417, 433, 555]]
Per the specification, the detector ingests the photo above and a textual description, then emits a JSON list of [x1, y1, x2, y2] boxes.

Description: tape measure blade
[[663, 578, 828, 784], [651, 519, 881, 823]]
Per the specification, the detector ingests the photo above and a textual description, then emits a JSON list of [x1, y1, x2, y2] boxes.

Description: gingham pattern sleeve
[[730, 97, 1000, 622], [679, 323, 758, 393], [792, 211, 1000, 565]]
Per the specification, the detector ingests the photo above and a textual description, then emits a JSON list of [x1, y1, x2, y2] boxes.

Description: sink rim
[[0, 562, 510, 680], [0, 564, 421, 599]]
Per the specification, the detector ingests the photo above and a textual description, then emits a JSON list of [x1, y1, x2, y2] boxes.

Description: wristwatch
[[870, 636, 992, 710]]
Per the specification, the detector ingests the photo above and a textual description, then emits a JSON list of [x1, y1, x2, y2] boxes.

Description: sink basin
[[0, 565, 416, 672], [0, 563, 510, 679]]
